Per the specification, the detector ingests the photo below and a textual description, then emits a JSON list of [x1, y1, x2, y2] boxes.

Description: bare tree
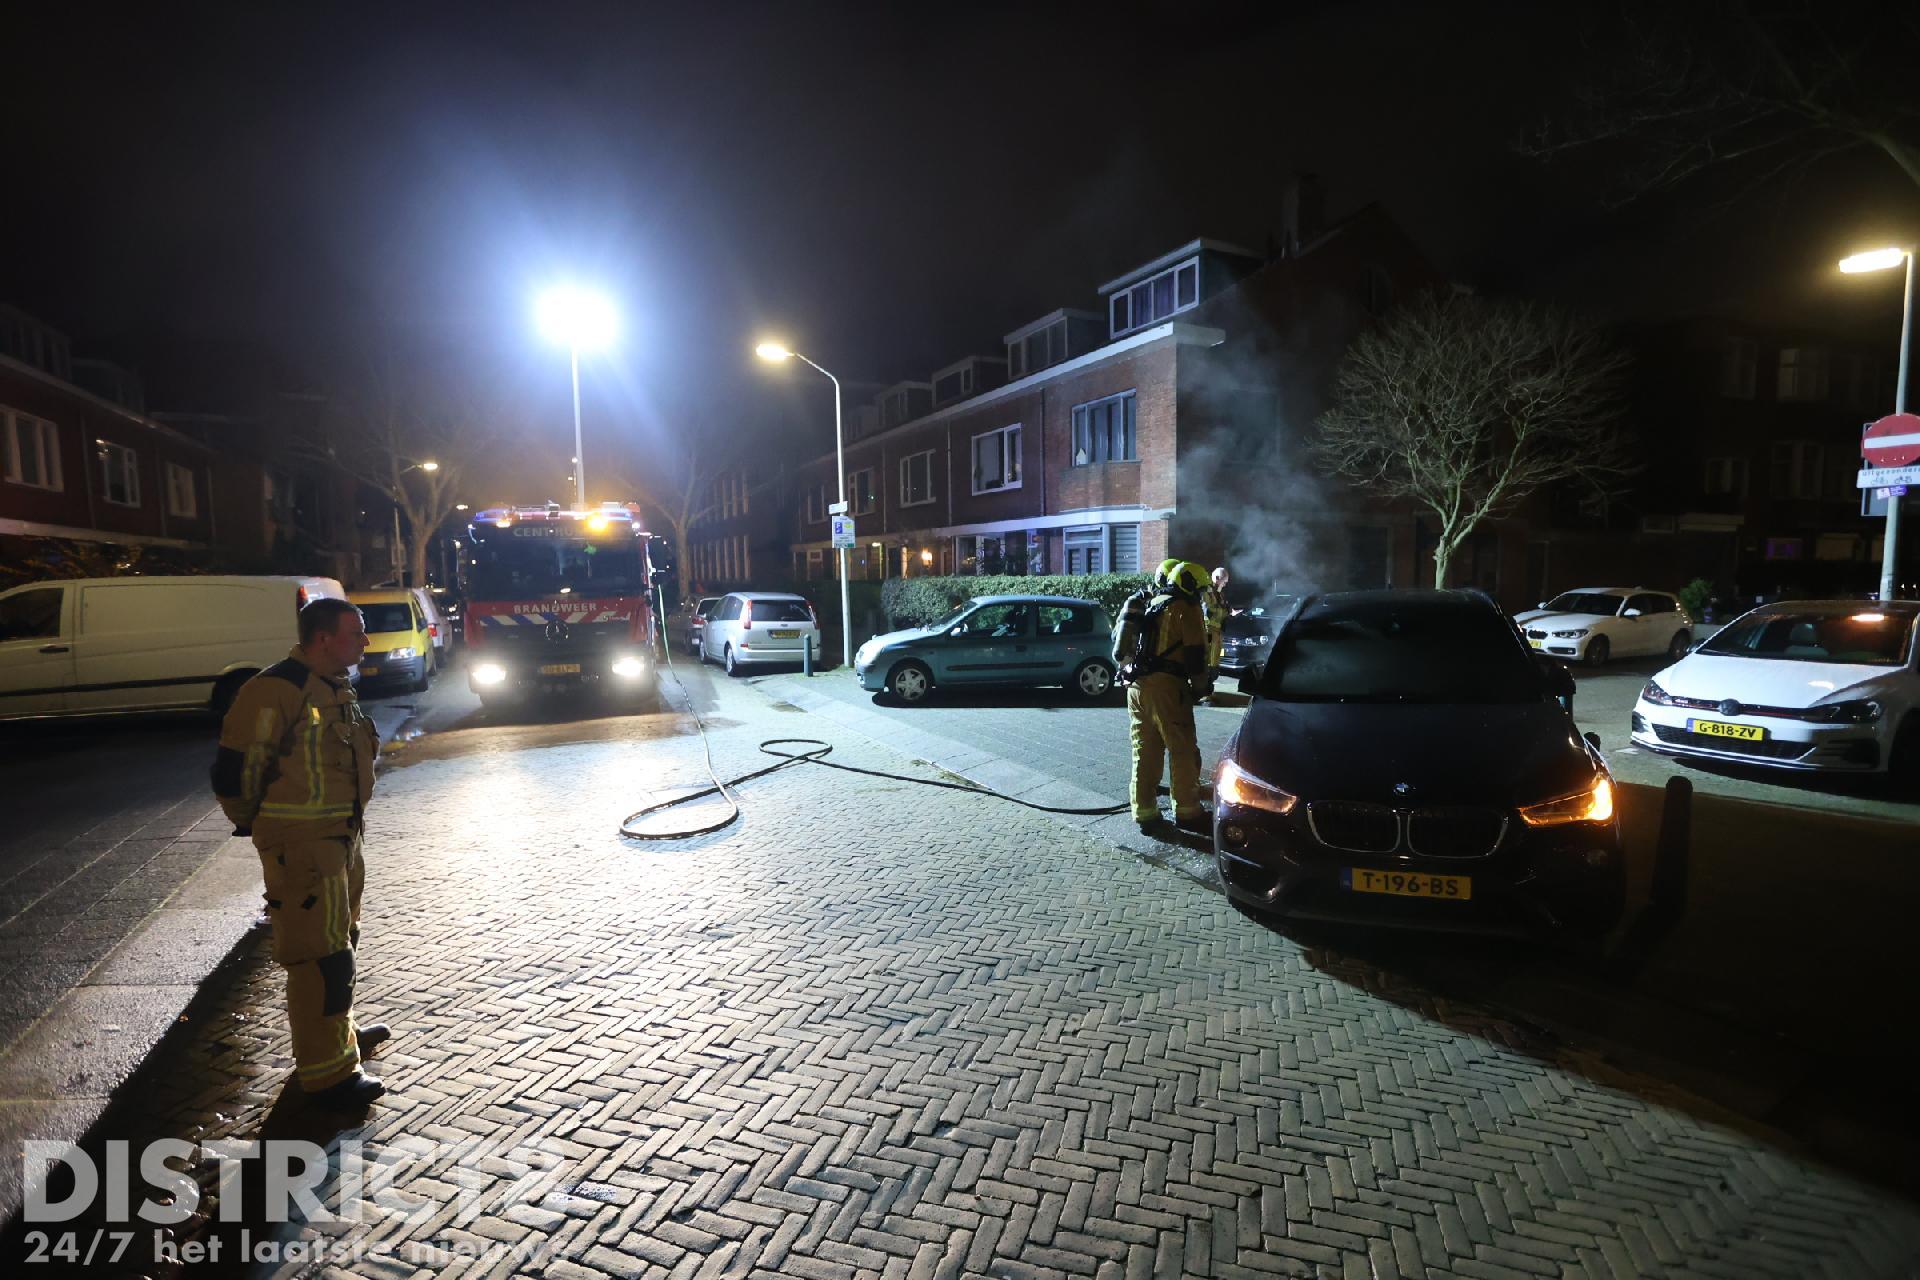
[[320, 355, 503, 589], [1316, 293, 1637, 588], [1521, 1, 1920, 207], [602, 426, 738, 590]]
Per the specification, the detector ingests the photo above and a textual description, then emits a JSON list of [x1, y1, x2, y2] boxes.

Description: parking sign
[[830, 515, 856, 549]]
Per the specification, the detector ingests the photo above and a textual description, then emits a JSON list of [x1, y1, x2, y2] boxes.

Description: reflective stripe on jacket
[[212, 648, 377, 843]]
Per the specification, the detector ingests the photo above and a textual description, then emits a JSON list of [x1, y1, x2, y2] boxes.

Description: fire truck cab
[[462, 501, 673, 707]]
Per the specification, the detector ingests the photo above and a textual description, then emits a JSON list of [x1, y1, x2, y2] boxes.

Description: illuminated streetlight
[[536, 286, 618, 508], [1839, 244, 1915, 601], [756, 339, 851, 667]]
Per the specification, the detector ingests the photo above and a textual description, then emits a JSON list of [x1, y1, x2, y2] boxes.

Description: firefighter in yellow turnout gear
[[1114, 560, 1211, 834], [212, 598, 389, 1109]]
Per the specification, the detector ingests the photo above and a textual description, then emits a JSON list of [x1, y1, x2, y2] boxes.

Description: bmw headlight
[[1551, 628, 1589, 639], [1214, 758, 1299, 815], [1518, 775, 1615, 827], [1815, 699, 1881, 724], [388, 646, 418, 660], [473, 662, 508, 686]]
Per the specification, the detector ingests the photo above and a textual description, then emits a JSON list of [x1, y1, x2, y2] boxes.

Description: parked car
[[1214, 589, 1623, 940], [1631, 599, 1918, 786], [670, 596, 720, 655], [854, 594, 1116, 703], [1513, 588, 1691, 666], [698, 592, 821, 675], [0, 574, 346, 720], [1217, 597, 1296, 678], [348, 589, 433, 693], [429, 588, 465, 653], [411, 587, 448, 669]]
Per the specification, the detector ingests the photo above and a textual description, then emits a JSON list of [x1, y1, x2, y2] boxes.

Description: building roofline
[[0, 354, 210, 452], [1098, 237, 1262, 297], [1002, 308, 1103, 345], [931, 353, 1008, 380], [798, 320, 1222, 469]]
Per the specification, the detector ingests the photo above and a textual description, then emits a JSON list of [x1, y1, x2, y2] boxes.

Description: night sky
[[5, 1, 1915, 486]]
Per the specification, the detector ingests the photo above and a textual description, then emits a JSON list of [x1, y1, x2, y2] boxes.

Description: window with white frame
[[3, 410, 62, 491], [1770, 441, 1824, 499], [164, 461, 197, 518], [1064, 526, 1106, 574], [1111, 258, 1200, 337], [1720, 339, 1757, 399], [1777, 348, 1829, 402], [899, 450, 934, 506], [1072, 392, 1136, 464], [97, 440, 140, 507], [847, 467, 876, 515], [805, 482, 828, 523], [971, 425, 1021, 494], [1702, 456, 1749, 498]]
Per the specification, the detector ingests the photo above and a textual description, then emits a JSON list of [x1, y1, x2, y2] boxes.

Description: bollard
[[803, 639, 813, 677], [1650, 775, 1692, 916]]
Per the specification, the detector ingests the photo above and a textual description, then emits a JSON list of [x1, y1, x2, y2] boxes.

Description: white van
[[0, 575, 347, 720]]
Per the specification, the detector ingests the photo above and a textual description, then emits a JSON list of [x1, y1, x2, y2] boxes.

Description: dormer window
[[1110, 257, 1199, 338]]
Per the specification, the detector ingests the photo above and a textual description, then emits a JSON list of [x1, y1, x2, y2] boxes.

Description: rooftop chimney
[[1280, 173, 1325, 257]]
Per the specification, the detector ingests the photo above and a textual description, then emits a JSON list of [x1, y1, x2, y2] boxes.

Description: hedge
[[881, 573, 1153, 629]]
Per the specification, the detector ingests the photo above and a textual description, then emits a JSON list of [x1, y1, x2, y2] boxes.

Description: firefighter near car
[[461, 502, 673, 708], [1114, 560, 1211, 834]]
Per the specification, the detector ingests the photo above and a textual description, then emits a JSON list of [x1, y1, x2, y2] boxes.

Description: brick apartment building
[[786, 190, 1450, 600], [1536, 316, 1905, 603], [0, 305, 219, 574]]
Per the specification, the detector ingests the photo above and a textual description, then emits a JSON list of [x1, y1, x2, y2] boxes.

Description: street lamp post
[[536, 286, 618, 509], [1841, 246, 1917, 601], [757, 342, 851, 668]]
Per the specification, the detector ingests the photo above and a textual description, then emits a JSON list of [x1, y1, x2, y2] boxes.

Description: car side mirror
[[1536, 602, 1546, 610], [1623, 607, 1643, 618], [1538, 654, 1575, 701], [1237, 663, 1264, 695], [948, 625, 964, 638]]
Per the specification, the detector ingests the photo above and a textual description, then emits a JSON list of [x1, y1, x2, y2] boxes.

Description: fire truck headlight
[[473, 662, 508, 686], [611, 655, 647, 678]]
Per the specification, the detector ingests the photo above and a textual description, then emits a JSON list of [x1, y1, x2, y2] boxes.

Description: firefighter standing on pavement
[[212, 598, 391, 1109], [1114, 560, 1211, 835], [1200, 564, 1231, 698]]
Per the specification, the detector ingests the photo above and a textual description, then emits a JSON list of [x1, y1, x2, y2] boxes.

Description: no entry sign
[[1863, 412, 1920, 469]]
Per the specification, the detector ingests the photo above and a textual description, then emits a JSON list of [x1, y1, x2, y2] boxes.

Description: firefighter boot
[[260, 838, 363, 1093]]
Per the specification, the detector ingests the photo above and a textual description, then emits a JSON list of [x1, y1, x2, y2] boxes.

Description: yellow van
[[348, 590, 433, 692]]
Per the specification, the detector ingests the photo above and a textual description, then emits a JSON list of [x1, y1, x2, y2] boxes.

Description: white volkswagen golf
[[1630, 600, 1919, 786]]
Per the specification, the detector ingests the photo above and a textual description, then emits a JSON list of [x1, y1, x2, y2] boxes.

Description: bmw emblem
[[1717, 698, 1743, 717], [1393, 782, 1414, 799]]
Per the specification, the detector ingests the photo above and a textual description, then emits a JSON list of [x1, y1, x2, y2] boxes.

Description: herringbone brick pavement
[[103, 666, 1920, 1278]]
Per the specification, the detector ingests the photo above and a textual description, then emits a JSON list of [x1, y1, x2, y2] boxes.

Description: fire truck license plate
[[539, 663, 582, 676]]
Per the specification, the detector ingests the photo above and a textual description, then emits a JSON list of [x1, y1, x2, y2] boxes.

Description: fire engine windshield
[[469, 539, 648, 600]]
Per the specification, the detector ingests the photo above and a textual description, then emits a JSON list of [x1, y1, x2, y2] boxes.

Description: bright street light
[[1838, 244, 1915, 601], [536, 286, 618, 351], [536, 286, 618, 508], [755, 338, 851, 668], [1840, 247, 1908, 274]]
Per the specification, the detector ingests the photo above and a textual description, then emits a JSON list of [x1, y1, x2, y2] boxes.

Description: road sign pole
[[1881, 250, 1914, 602]]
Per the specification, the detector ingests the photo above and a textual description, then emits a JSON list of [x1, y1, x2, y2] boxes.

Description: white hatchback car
[[1513, 588, 1692, 666], [1631, 600, 1918, 785], [697, 592, 822, 675]]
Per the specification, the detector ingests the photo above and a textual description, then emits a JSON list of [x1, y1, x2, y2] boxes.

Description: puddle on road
[[382, 707, 703, 766]]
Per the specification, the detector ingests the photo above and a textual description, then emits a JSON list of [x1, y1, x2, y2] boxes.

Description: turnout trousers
[[1127, 672, 1203, 825], [256, 832, 364, 1092]]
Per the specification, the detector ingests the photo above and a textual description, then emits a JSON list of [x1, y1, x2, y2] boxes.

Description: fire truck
[[462, 501, 673, 707]]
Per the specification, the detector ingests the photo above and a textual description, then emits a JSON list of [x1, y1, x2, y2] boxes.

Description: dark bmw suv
[[1214, 590, 1623, 940]]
